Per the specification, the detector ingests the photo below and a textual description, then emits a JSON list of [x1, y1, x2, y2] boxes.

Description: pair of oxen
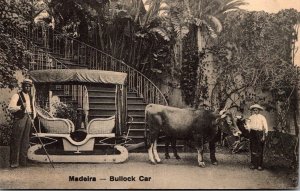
[[145, 104, 247, 167]]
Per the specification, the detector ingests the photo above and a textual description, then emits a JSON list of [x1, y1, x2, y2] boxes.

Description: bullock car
[[28, 69, 129, 163]]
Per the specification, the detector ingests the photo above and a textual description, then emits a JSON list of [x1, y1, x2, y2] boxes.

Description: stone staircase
[[9, 24, 169, 151]]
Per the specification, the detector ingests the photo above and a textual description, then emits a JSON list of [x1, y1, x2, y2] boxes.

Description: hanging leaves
[[218, 9, 300, 96]]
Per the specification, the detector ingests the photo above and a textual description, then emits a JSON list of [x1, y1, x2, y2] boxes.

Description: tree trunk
[[295, 69, 300, 136], [194, 27, 207, 107], [173, 37, 183, 69], [197, 27, 206, 52]]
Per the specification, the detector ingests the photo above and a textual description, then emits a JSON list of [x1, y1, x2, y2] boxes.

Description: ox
[[236, 117, 250, 138], [145, 104, 242, 167], [165, 111, 242, 160], [220, 116, 251, 153]]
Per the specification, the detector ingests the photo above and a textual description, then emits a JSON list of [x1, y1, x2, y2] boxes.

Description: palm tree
[[160, 0, 246, 107], [160, 0, 246, 51], [186, 0, 246, 51]]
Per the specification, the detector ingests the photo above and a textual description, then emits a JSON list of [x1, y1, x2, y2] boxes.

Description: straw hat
[[250, 104, 264, 110], [21, 79, 33, 86]]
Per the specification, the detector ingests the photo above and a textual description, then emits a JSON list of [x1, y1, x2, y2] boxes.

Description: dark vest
[[13, 92, 33, 119]]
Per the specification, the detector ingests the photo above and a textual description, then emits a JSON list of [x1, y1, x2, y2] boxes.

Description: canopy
[[29, 69, 127, 85]]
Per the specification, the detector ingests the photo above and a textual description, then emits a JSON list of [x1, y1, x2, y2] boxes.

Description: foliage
[[161, 0, 246, 40], [0, 124, 12, 146], [47, 0, 173, 81], [217, 9, 299, 95], [265, 131, 299, 169], [0, 0, 37, 89], [0, 101, 13, 146], [48, 0, 108, 39], [162, 0, 245, 107], [180, 25, 201, 106], [209, 9, 300, 131], [207, 10, 299, 106], [0, 29, 29, 89], [45, 0, 246, 91], [52, 102, 77, 125], [0, 101, 13, 124], [0, 0, 34, 27], [180, 50, 199, 106], [104, 0, 173, 79]]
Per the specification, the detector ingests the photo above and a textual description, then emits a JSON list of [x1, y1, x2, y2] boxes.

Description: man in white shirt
[[8, 79, 36, 168], [245, 104, 268, 171]]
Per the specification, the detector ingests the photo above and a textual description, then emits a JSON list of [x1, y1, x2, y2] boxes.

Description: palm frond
[[216, 0, 247, 15], [141, 0, 162, 27], [149, 27, 171, 41], [207, 15, 222, 33]]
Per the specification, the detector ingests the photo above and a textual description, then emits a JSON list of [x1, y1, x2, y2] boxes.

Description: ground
[[0, 149, 298, 189]]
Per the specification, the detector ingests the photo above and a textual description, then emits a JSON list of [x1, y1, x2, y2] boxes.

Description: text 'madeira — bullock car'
[[28, 69, 128, 163]]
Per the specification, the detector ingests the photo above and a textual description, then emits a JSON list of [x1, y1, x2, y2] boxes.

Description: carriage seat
[[69, 115, 116, 142], [34, 108, 116, 152], [35, 106, 75, 134], [87, 115, 116, 134]]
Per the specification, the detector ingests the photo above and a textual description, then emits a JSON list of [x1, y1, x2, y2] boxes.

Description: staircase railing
[[15, 24, 168, 105], [8, 26, 68, 70]]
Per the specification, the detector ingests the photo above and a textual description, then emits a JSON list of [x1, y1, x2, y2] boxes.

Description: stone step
[[86, 85, 116, 91], [50, 95, 145, 105], [88, 90, 137, 97], [128, 122, 145, 129], [128, 109, 146, 116], [32, 56, 87, 69], [128, 115, 145, 122], [88, 114, 117, 121], [128, 97, 146, 104], [88, 109, 116, 116], [88, 96, 145, 103], [88, 96, 115, 103], [88, 90, 115, 97], [89, 109, 145, 116], [88, 114, 144, 121], [89, 102, 146, 110]]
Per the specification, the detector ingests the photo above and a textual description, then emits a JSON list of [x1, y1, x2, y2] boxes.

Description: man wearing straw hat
[[245, 104, 268, 171], [8, 79, 36, 168]]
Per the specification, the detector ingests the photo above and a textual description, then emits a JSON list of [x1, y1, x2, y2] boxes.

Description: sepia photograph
[[0, 0, 299, 189]]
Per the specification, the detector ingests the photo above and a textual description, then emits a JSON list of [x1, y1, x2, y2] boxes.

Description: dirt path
[[0, 152, 297, 189]]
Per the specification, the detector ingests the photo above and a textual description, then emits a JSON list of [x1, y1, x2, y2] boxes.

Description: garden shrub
[[52, 102, 77, 125], [0, 124, 12, 146], [0, 101, 13, 146], [264, 131, 299, 168]]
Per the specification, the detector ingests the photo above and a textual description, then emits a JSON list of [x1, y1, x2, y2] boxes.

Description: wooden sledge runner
[[28, 144, 128, 163]]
